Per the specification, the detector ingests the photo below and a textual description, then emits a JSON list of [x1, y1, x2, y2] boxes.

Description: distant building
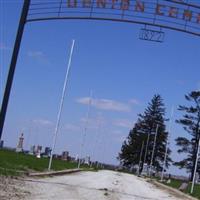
[[0, 140, 4, 148], [44, 147, 51, 157], [70, 156, 76, 162], [75, 154, 79, 161], [62, 151, 69, 160], [84, 155, 90, 165], [29, 145, 36, 155], [53, 154, 62, 160], [36, 145, 42, 158], [16, 133, 24, 152]]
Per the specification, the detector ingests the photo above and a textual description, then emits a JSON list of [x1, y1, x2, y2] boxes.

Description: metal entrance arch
[[0, 0, 200, 139]]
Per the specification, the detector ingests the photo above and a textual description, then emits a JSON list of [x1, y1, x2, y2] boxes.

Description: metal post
[[0, 0, 30, 140], [48, 40, 75, 171], [138, 141, 144, 175], [149, 124, 159, 176], [191, 138, 200, 194], [78, 90, 93, 169], [143, 132, 150, 166], [90, 115, 101, 168], [161, 106, 174, 181]]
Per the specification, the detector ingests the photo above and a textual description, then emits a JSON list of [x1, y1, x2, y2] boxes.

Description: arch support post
[[0, 0, 30, 140]]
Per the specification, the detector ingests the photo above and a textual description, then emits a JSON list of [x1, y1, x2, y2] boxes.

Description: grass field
[[164, 179, 200, 199], [0, 149, 88, 176]]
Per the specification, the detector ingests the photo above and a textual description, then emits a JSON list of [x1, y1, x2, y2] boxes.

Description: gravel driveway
[[22, 170, 190, 200]]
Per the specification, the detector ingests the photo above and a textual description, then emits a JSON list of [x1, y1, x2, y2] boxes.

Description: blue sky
[[0, 0, 200, 175]]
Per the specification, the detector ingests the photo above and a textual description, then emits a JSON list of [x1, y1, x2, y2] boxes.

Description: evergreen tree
[[119, 94, 172, 172], [175, 91, 200, 181], [119, 123, 146, 169]]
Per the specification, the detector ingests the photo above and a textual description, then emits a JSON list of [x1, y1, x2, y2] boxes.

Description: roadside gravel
[[22, 170, 190, 200], [0, 176, 29, 200]]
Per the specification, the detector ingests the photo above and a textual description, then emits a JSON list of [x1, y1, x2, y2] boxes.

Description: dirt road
[[24, 170, 189, 200]]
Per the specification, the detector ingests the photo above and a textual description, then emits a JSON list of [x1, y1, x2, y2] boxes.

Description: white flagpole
[[161, 106, 174, 181], [191, 138, 200, 194], [78, 90, 93, 169], [149, 124, 159, 176], [48, 40, 75, 171], [143, 133, 150, 166], [138, 141, 144, 175], [90, 114, 101, 168]]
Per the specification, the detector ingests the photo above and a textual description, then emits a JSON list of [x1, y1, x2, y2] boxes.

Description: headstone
[[141, 163, 148, 176], [167, 179, 171, 184], [178, 182, 188, 191], [195, 173, 200, 183]]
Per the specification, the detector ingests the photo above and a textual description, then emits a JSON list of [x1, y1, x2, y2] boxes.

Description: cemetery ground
[[10, 170, 196, 200], [0, 149, 88, 176], [163, 179, 200, 199], [0, 149, 199, 199]]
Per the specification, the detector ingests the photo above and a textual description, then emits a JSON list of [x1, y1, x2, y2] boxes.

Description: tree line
[[118, 91, 200, 181]]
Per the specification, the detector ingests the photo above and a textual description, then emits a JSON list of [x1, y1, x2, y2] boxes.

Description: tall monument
[[16, 133, 24, 152]]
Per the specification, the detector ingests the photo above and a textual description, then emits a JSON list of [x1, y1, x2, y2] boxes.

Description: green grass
[[164, 179, 200, 199], [164, 179, 182, 189], [186, 183, 200, 199], [0, 149, 88, 176]]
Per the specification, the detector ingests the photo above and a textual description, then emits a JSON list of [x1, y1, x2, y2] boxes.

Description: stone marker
[[179, 182, 188, 191], [166, 179, 171, 184]]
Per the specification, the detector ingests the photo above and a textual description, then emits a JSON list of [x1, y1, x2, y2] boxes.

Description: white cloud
[[129, 98, 140, 105], [27, 50, 50, 64], [33, 119, 53, 127], [80, 117, 105, 129], [27, 51, 45, 58], [0, 43, 11, 51], [64, 123, 81, 132], [113, 119, 134, 128], [76, 97, 131, 112]]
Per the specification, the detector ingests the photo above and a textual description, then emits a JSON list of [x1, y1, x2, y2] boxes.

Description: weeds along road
[[24, 170, 188, 200]]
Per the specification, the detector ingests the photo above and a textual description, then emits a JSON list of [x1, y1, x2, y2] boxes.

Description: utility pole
[[0, 0, 30, 141]]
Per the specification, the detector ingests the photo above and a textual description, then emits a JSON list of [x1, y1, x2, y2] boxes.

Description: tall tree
[[119, 123, 146, 169], [175, 91, 200, 181], [119, 95, 172, 172]]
